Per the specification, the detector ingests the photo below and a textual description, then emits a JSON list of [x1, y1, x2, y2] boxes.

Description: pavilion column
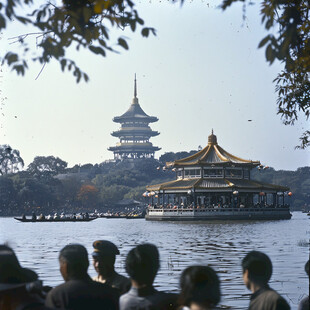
[[163, 191, 165, 206]]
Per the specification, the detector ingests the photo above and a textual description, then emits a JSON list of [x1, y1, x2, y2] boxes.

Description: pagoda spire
[[134, 73, 137, 98]]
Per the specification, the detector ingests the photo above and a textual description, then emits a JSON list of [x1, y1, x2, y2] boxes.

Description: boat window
[[203, 169, 223, 177], [184, 169, 201, 177], [243, 169, 249, 179], [225, 168, 242, 178]]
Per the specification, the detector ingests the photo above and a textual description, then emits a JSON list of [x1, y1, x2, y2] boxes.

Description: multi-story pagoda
[[145, 131, 291, 220], [108, 76, 160, 160]]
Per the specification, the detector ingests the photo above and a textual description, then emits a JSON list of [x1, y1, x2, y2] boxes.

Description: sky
[[1, 0, 309, 171]]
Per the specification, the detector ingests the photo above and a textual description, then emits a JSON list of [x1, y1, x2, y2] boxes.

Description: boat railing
[[147, 206, 290, 212]]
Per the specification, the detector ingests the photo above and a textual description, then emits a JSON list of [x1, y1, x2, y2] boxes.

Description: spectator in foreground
[[298, 260, 309, 310], [178, 266, 221, 310], [120, 243, 177, 310], [45, 244, 119, 310], [0, 244, 47, 310], [92, 240, 131, 294], [242, 251, 290, 310]]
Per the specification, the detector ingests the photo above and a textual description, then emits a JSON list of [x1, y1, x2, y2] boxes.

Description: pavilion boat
[[145, 131, 292, 221]]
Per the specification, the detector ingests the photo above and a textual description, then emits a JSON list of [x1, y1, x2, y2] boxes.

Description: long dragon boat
[[14, 217, 97, 222]]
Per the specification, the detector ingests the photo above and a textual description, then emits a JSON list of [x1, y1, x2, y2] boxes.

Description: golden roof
[[166, 131, 260, 168], [146, 178, 289, 192]]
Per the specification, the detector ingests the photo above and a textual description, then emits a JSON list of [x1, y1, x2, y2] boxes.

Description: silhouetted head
[[242, 251, 272, 287], [0, 245, 38, 291], [125, 243, 159, 286], [179, 265, 221, 310], [59, 244, 89, 281], [305, 260, 309, 278], [92, 240, 119, 276]]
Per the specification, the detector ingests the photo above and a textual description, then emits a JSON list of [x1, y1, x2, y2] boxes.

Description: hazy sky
[[1, 1, 309, 171]]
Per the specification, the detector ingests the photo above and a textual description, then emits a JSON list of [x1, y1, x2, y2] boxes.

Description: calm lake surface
[[0, 212, 309, 309]]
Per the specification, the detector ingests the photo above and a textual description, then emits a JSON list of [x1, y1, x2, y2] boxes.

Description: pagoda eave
[[111, 131, 160, 137], [108, 146, 161, 152], [113, 116, 158, 123]]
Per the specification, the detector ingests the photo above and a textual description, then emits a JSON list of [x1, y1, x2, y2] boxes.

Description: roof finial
[[208, 129, 217, 145], [134, 73, 137, 98]]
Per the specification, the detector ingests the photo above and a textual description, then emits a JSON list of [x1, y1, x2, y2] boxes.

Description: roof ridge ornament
[[134, 73, 137, 98], [208, 129, 217, 145], [132, 74, 139, 105]]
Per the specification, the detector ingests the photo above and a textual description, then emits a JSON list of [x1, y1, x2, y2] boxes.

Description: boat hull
[[14, 217, 97, 222], [145, 208, 292, 221]]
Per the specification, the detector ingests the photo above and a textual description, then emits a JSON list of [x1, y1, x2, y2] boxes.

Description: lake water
[[0, 212, 309, 309]]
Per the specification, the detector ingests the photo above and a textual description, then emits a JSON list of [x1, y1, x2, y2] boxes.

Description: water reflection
[[0, 212, 308, 309]]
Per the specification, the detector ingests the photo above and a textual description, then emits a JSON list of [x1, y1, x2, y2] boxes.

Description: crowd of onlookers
[[0, 241, 308, 310]]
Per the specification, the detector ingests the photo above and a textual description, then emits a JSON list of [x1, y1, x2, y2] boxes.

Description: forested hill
[[0, 148, 309, 215]]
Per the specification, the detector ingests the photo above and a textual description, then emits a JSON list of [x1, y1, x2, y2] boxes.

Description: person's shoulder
[[153, 291, 178, 309], [45, 282, 69, 308], [298, 296, 309, 310], [120, 288, 134, 300], [47, 281, 68, 296], [256, 288, 290, 310], [115, 272, 130, 283], [119, 289, 139, 310], [92, 280, 119, 296]]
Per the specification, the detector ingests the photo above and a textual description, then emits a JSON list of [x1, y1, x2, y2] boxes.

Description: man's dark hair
[[305, 260, 309, 277], [242, 251, 272, 285], [59, 244, 89, 278], [179, 265, 221, 309], [125, 243, 159, 286]]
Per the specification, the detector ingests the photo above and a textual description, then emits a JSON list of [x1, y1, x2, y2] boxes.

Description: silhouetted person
[[45, 244, 119, 310], [92, 240, 130, 294], [0, 244, 48, 310], [120, 243, 177, 310], [178, 266, 221, 310], [298, 260, 309, 310], [242, 251, 290, 310], [32, 212, 37, 221]]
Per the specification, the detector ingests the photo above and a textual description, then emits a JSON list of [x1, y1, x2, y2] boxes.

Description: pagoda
[[108, 76, 160, 160]]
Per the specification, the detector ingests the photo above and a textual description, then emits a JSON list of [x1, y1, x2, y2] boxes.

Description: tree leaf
[[60, 59, 66, 71], [258, 35, 270, 48], [118, 38, 129, 50], [141, 28, 149, 37]]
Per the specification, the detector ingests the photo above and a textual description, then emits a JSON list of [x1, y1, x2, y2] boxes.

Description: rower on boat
[[31, 212, 36, 221]]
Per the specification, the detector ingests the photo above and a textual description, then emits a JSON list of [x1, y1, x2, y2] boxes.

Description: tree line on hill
[[0, 144, 309, 216]]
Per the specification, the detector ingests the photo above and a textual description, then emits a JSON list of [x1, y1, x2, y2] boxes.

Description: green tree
[[221, 0, 310, 148], [18, 178, 56, 209], [27, 155, 67, 178], [1, 0, 155, 82], [99, 184, 130, 204], [0, 145, 24, 175], [159, 150, 197, 165], [0, 176, 17, 213], [60, 176, 82, 205]]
